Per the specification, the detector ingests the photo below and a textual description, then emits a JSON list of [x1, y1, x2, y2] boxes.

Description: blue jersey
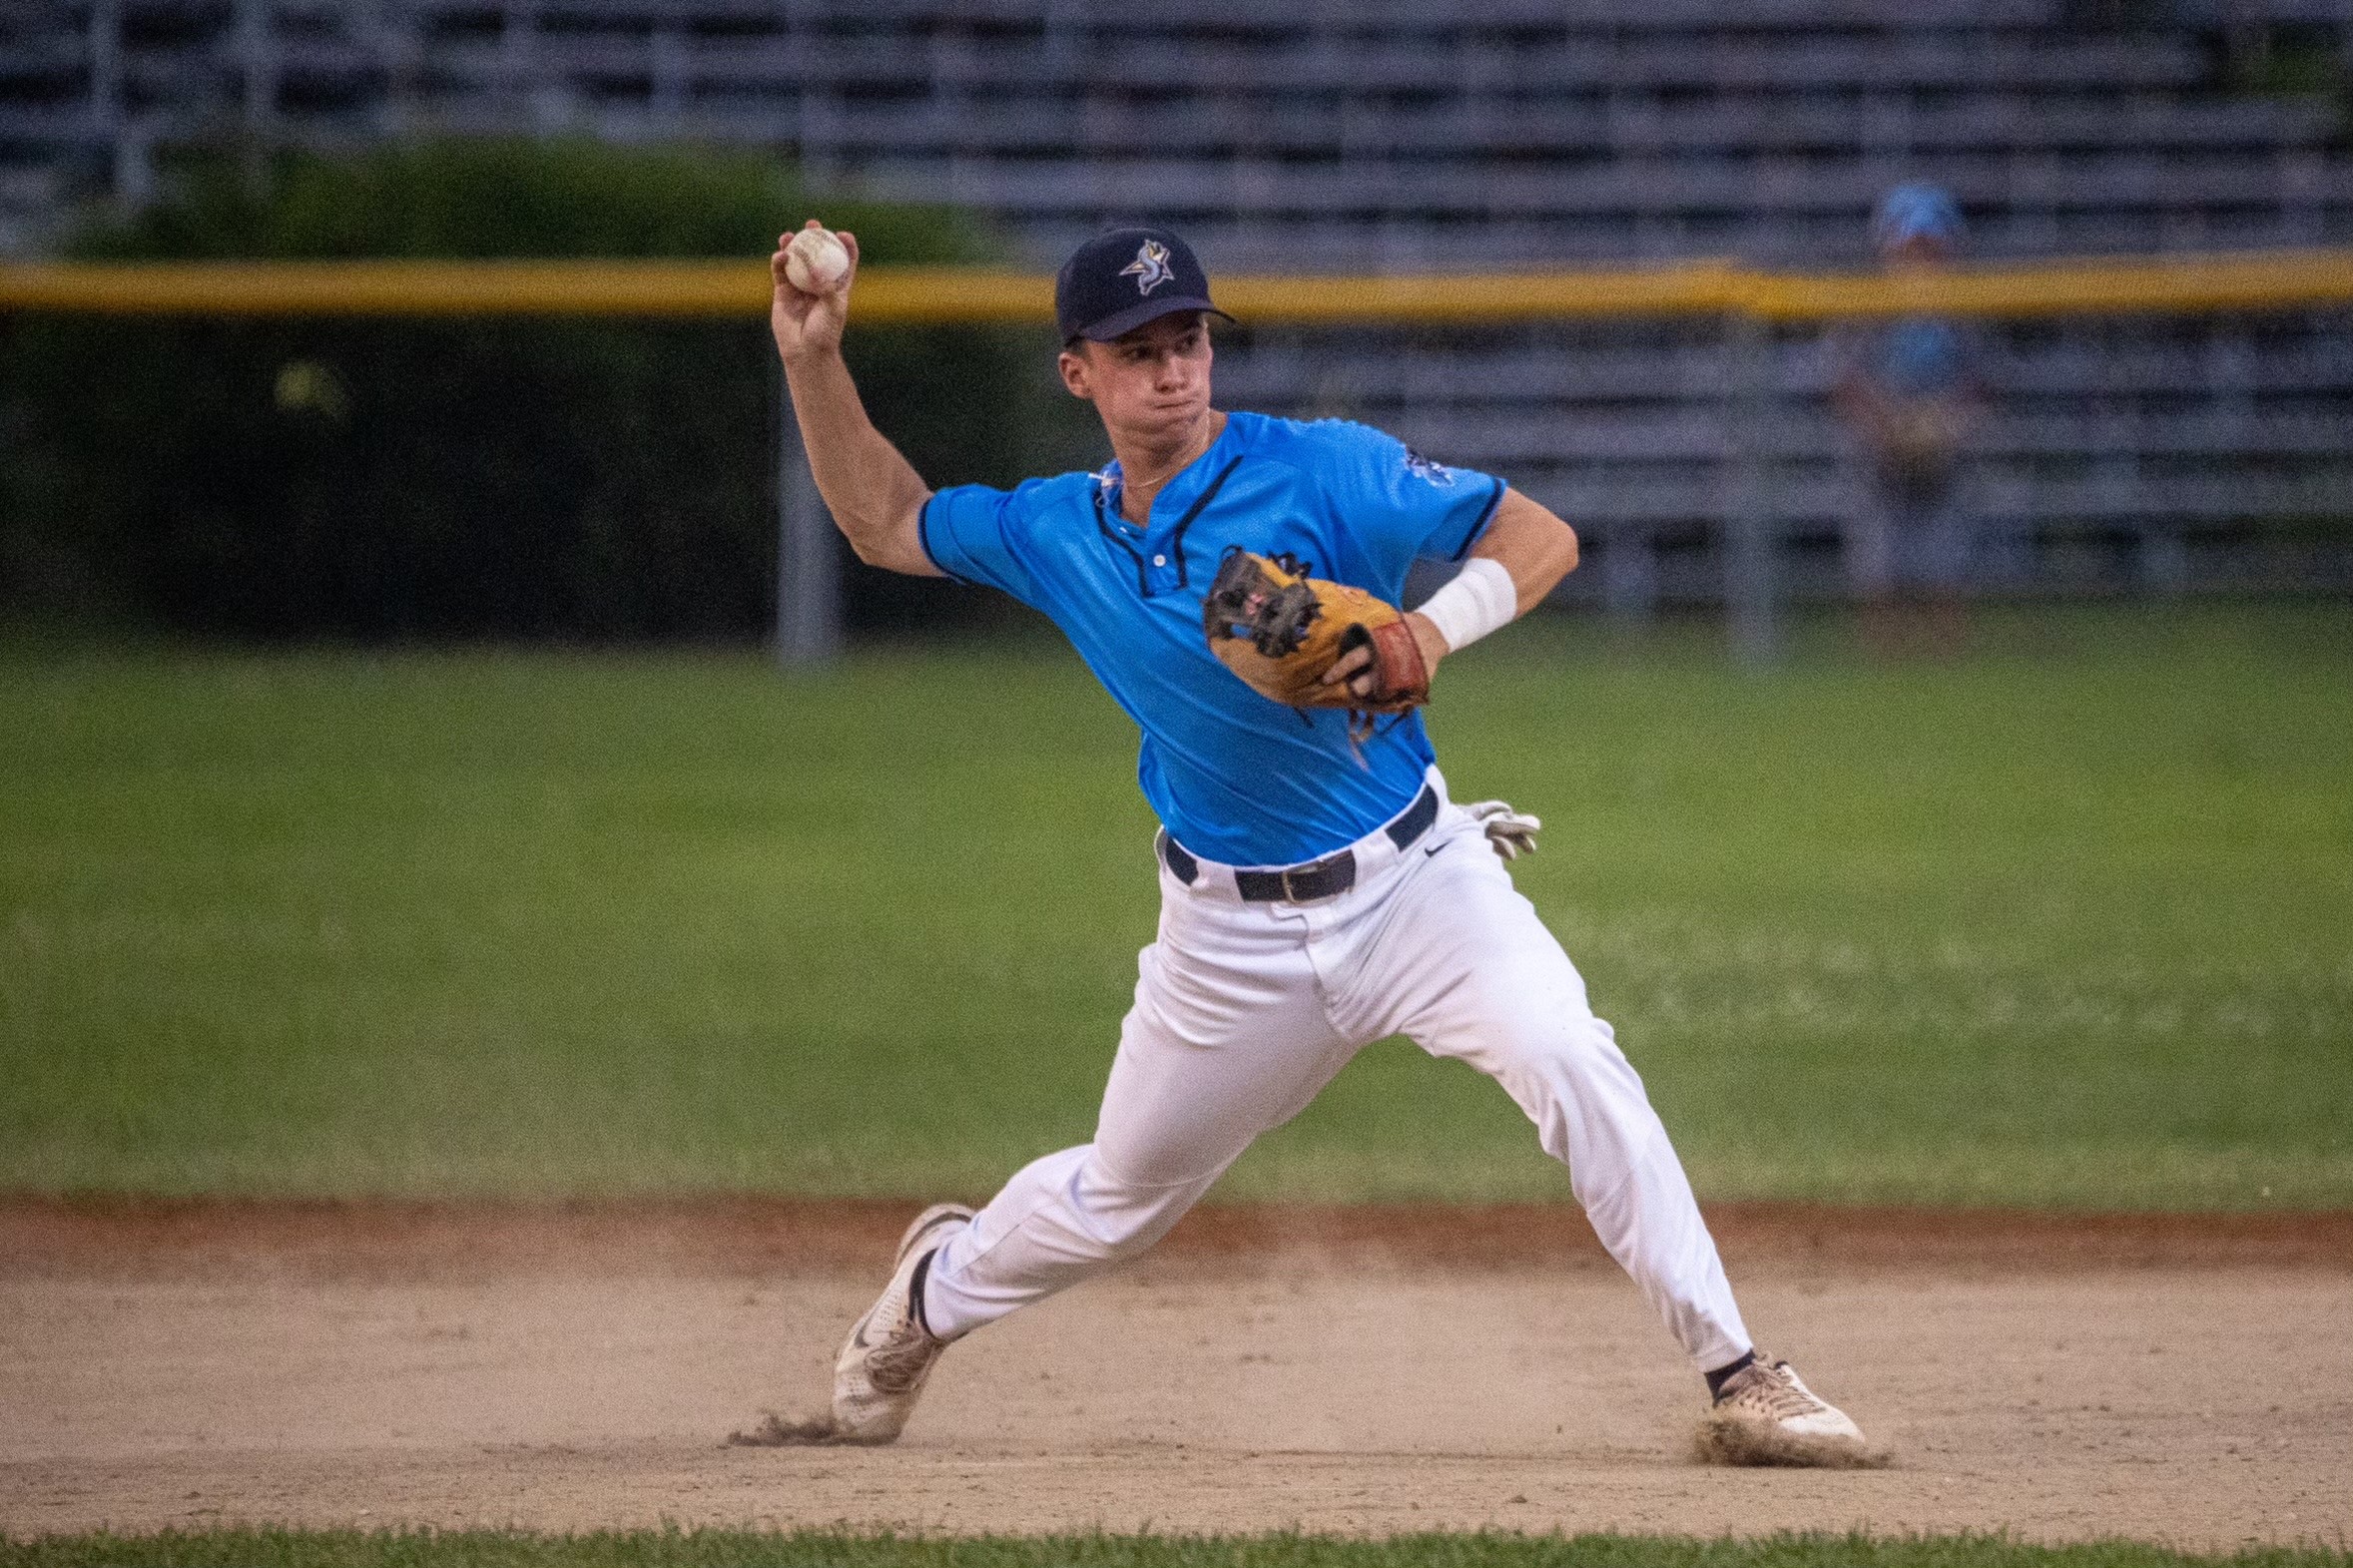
[[919, 410, 1504, 866], [1871, 316, 1969, 399]]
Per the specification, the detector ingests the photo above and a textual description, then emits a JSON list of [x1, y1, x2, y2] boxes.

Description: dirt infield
[[3, 1199, 2348, 1547]]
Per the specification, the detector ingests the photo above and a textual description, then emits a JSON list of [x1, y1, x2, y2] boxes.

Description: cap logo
[[1119, 239, 1174, 296]]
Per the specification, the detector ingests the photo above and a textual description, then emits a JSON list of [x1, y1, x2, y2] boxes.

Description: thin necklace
[[1120, 415, 1223, 504]]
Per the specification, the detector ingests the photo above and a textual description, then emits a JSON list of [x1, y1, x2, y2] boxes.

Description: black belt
[[1159, 784, 1440, 901]]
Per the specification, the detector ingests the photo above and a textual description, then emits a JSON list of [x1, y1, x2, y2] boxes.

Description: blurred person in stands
[[1832, 184, 1985, 658]]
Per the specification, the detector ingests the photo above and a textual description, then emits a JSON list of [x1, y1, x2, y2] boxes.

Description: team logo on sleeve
[[1403, 448, 1458, 486], [1120, 240, 1175, 295]]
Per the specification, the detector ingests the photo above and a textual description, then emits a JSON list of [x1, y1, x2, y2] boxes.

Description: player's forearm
[[1471, 488, 1580, 615], [1403, 489, 1577, 669], [782, 347, 935, 572]]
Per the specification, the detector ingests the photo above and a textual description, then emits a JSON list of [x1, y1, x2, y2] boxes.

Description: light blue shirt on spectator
[[920, 410, 1504, 866]]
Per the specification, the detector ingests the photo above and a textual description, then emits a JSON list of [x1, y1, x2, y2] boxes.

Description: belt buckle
[[1280, 851, 1347, 903]]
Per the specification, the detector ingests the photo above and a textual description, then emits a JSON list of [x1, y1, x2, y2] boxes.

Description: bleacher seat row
[[4, 0, 2348, 599]]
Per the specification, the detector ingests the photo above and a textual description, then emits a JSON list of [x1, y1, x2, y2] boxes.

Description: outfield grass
[[1, 602, 2347, 1209], [2, 1532, 2345, 1568]]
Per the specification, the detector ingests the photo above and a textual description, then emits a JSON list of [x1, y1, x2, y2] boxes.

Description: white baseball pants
[[922, 770, 1754, 1372]]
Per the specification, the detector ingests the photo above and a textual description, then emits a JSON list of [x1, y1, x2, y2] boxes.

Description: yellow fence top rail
[[2, 249, 2349, 322]]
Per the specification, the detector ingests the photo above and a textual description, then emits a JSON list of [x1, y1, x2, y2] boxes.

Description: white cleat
[[1695, 1355, 1884, 1468], [830, 1202, 973, 1445]]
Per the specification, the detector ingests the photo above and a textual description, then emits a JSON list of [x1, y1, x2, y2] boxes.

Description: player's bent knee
[[1447, 1005, 1654, 1132], [1442, 984, 1619, 1072]]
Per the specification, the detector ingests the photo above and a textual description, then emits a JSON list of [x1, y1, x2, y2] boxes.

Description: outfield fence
[[6, 248, 2349, 662], [7, 248, 2351, 320]]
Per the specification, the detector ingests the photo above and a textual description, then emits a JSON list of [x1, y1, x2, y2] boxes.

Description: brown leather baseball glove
[[1201, 548, 1431, 740]]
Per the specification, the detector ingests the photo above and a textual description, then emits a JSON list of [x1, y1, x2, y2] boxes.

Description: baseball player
[[769, 221, 1872, 1466], [1832, 183, 1986, 658]]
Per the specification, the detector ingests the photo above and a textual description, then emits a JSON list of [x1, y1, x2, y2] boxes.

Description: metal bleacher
[[4, 0, 2350, 603], [1217, 310, 2353, 607]]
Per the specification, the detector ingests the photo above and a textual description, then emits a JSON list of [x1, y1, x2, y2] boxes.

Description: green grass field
[[2, 1530, 2345, 1568], [3, 602, 2348, 1209]]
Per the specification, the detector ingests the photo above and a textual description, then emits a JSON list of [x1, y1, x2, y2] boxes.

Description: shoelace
[[865, 1317, 939, 1394], [1728, 1363, 1823, 1420]]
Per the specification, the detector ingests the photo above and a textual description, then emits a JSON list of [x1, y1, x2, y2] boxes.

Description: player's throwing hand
[[771, 221, 859, 366]]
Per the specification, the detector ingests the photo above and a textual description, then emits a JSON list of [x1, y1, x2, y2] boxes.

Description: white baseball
[[784, 227, 851, 294]]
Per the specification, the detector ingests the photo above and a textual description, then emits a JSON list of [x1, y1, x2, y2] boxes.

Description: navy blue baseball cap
[[1055, 227, 1232, 344]]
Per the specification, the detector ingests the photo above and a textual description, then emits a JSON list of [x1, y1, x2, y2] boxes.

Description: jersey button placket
[[1143, 537, 1182, 594]]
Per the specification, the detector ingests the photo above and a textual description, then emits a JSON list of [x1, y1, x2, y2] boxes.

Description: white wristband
[[1415, 557, 1518, 653]]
